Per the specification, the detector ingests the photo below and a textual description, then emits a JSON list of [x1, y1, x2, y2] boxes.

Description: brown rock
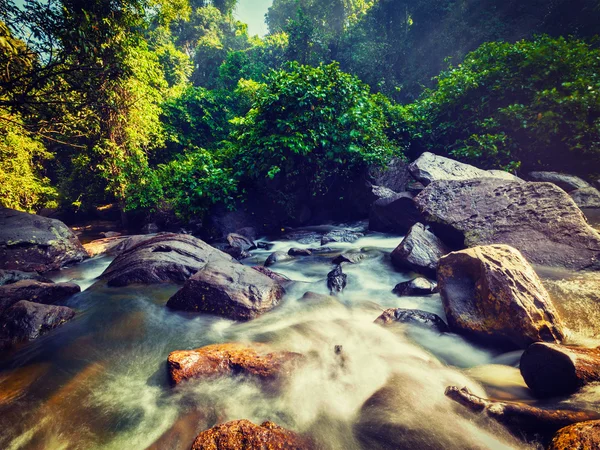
[[191, 419, 310, 450], [83, 234, 156, 257], [520, 343, 600, 398], [548, 420, 600, 450], [374, 308, 449, 332], [437, 245, 565, 348], [0, 208, 87, 272], [415, 178, 600, 270], [251, 266, 291, 285], [0, 280, 80, 316], [166, 259, 285, 320], [167, 343, 303, 385]]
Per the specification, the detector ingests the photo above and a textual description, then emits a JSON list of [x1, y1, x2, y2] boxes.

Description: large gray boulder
[[391, 223, 450, 276], [438, 245, 565, 348], [528, 171, 592, 192], [369, 158, 411, 192], [416, 179, 600, 270], [0, 208, 87, 273], [166, 258, 285, 321], [570, 187, 600, 209], [369, 192, 423, 233], [409, 152, 521, 186], [98, 233, 233, 287]]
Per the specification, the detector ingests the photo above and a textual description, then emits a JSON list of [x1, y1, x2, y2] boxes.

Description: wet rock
[[391, 223, 450, 276], [0, 208, 88, 273], [327, 265, 347, 294], [548, 420, 600, 450], [520, 343, 600, 398], [281, 230, 322, 245], [445, 386, 600, 438], [321, 229, 363, 245], [141, 222, 160, 234], [570, 187, 600, 209], [98, 234, 233, 287], [528, 171, 592, 192], [166, 259, 285, 321], [416, 178, 600, 270], [0, 300, 75, 346], [298, 292, 341, 306], [167, 343, 303, 384], [288, 248, 312, 257], [0, 363, 51, 407], [83, 234, 157, 257], [99, 231, 122, 238], [392, 277, 436, 296], [190, 419, 311, 450], [438, 245, 565, 348], [332, 252, 365, 265], [369, 192, 422, 233], [409, 152, 521, 186], [370, 157, 411, 192], [0, 269, 52, 286], [227, 233, 255, 252], [0, 280, 80, 316], [264, 251, 294, 267], [374, 308, 449, 332], [251, 266, 291, 285], [221, 245, 251, 260]]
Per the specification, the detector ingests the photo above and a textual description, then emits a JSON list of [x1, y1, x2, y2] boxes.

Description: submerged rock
[[166, 258, 285, 321], [0, 269, 52, 286], [0, 208, 87, 273], [520, 343, 600, 398], [321, 229, 363, 245], [438, 245, 565, 348], [391, 223, 450, 276], [251, 266, 291, 286], [369, 192, 422, 233], [0, 300, 75, 347], [98, 234, 233, 287], [264, 251, 294, 267], [167, 342, 302, 385], [409, 152, 521, 185], [327, 265, 347, 294], [528, 171, 592, 192], [0, 280, 80, 316], [281, 230, 322, 245], [570, 187, 600, 209], [374, 308, 448, 332], [288, 247, 312, 257], [548, 420, 600, 450], [191, 420, 311, 450], [416, 178, 600, 270], [392, 277, 436, 296], [332, 252, 365, 265]]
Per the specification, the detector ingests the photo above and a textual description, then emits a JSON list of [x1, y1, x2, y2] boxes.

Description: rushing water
[[1, 224, 599, 450]]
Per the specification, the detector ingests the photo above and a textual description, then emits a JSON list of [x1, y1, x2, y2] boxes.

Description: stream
[[1, 222, 599, 449]]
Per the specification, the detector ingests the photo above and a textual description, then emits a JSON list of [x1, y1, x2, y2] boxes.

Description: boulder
[[0, 300, 75, 347], [83, 234, 156, 257], [167, 343, 303, 384], [227, 233, 255, 252], [371, 185, 398, 200], [528, 171, 592, 192], [98, 234, 233, 287], [332, 252, 365, 265], [0, 269, 52, 286], [369, 157, 411, 192], [437, 245, 565, 348], [321, 229, 363, 245], [251, 266, 291, 285], [520, 343, 600, 398], [288, 248, 312, 257], [141, 222, 160, 234], [374, 308, 449, 332], [392, 277, 436, 296], [327, 265, 347, 294], [445, 386, 600, 437], [415, 179, 600, 270], [0, 280, 80, 316], [548, 420, 600, 450], [409, 152, 521, 186], [166, 259, 285, 321], [486, 170, 523, 183], [190, 420, 311, 450], [281, 230, 322, 245], [570, 187, 600, 209], [264, 251, 294, 267], [0, 208, 87, 273], [369, 192, 422, 233], [390, 223, 450, 276]]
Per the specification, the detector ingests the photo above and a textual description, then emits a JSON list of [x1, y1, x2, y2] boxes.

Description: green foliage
[[398, 36, 600, 174], [230, 62, 399, 199]]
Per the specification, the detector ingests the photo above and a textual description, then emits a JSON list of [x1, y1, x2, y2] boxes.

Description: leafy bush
[[230, 62, 400, 205], [399, 36, 600, 175]]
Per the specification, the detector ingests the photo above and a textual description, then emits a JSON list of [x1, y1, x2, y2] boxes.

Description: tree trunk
[[520, 342, 600, 398]]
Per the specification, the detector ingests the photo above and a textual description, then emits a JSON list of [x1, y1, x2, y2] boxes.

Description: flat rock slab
[[191, 420, 311, 450], [0, 208, 87, 273], [98, 234, 233, 287], [416, 179, 600, 270], [166, 258, 284, 320], [168, 342, 303, 384]]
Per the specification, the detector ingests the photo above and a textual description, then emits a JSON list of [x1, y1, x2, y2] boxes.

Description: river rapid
[[1, 222, 599, 450]]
